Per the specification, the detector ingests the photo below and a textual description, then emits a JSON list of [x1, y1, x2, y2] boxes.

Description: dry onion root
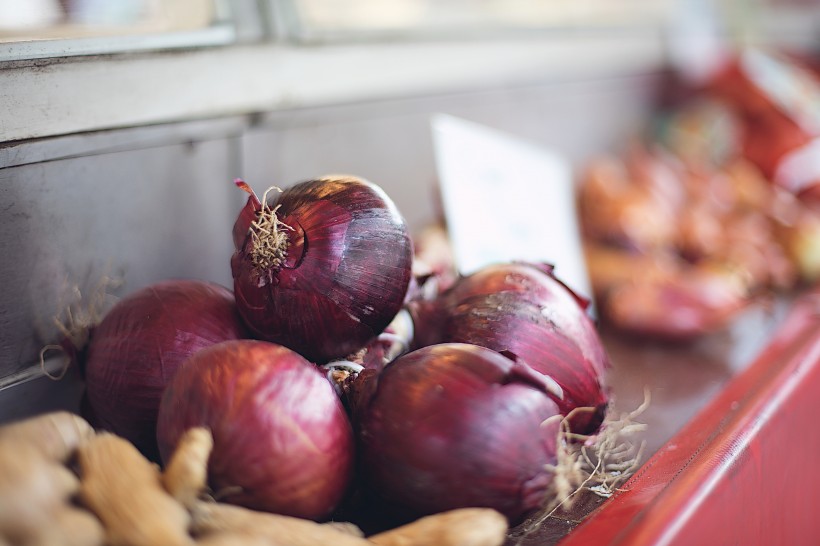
[[515, 392, 650, 541]]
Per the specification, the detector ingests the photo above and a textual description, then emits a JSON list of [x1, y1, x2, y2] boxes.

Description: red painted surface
[[560, 290, 820, 546]]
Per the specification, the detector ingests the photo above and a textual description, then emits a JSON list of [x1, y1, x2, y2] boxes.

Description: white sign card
[[431, 113, 592, 301]]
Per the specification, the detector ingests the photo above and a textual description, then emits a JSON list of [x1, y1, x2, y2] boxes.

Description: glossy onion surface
[[356, 343, 561, 523], [231, 176, 413, 363], [84, 279, 248, 461], [156, 339, 355, 521], [414, 263, 610, 434]]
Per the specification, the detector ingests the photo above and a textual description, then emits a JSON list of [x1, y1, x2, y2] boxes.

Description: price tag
[[431, 114, 592, 300]]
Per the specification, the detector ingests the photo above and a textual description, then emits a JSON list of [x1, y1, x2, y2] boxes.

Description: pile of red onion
[[68, 173, 616, 528], [231, 176, 413, 363], [82, 279, 249, 461]]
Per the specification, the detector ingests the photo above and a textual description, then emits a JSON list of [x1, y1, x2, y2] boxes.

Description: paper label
[[431, 113, 592, 300]]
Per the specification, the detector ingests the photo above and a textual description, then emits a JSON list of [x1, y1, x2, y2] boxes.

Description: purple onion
[[156, 339, 355, 521], [231, 176, 413, 363], [83, 279, 248, 461], [409, 262, 610, 434], [356, 343, 562, 524]]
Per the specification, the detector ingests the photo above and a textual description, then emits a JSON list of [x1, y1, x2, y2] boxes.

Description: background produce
[[577, 51, 820, 340]]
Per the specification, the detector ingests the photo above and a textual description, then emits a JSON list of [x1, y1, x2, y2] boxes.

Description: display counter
[[511, 287, 820, 545]]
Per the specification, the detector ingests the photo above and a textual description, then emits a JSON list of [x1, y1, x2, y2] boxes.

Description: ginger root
[[190, 501, 373, 546], [26, 506, 105, 546], [162, 427, 213, 508], [162, 426, 508, 546], [162, 428, 371, 546], [193, 532, 273, 546], [77, 432, 194, 546], [0, 442, 81, 542], [1, 413, 511, 546], [0, 411, 94, 463], [369, 508, 508, 546]]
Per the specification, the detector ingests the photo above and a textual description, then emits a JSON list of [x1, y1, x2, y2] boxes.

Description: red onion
[[83, 279, 248, 461], [356, 343, 562, 523], [231, 176, 413, 363], [409, 262, 610, 434], [156, 339, 355, 521]]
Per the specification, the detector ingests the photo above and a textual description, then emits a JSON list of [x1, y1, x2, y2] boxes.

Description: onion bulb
[[156, 339, 355, 521], [83, 279, 248, 461], [355, 343, 562, 524], [409, 262, 610, 434], [231, 176, 413, 363]]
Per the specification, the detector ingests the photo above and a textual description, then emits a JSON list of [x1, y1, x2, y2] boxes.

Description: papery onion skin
[[231, 176, 413, 363], [412, 262, 610, 434], [83, 279, 249, 461], [356, 343, 561, 524], [156, 339, 355, 521]]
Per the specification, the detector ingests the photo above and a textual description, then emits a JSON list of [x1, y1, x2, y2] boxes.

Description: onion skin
[[156, 340, 355, 521], [231, 176, 413, 363], [411, 263, 610, 434], [356, 343, 561, 524], [83, 279, 248, 461]]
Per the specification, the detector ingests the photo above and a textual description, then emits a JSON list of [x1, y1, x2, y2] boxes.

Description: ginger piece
[[26, 506, 105, 546], [190, 501, 373, 546], [325, 521, 366, 537], [164, 429, 368, 545], [77, 433, 194, 546], [368, 508, 508, 546], [159, 424, 504, 546], [0, 442, 79, 541], [0, 411, 94, 463], [194, 532, 276, 546], [162, 427, 214, 508]]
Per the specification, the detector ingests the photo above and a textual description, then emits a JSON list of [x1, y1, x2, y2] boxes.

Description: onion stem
[[322, 360, 365, 396], [249, 186, 294, 272]]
